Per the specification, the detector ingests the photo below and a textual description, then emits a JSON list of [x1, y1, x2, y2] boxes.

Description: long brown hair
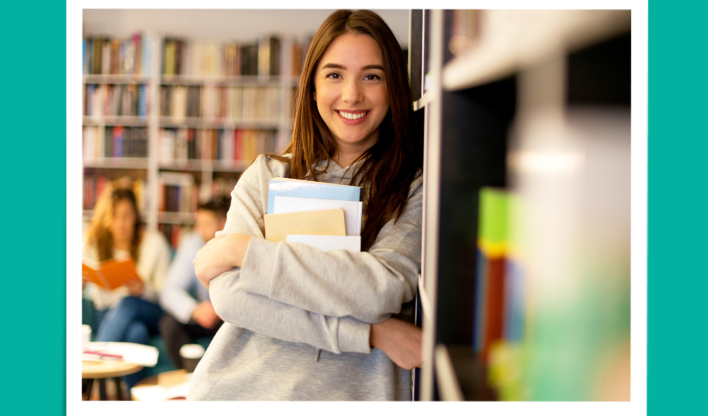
[[86, 180, 143, 262], [284, 9, 423, 250]]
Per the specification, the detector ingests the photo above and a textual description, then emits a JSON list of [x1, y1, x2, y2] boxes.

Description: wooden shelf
[[442, 10, 630, 91], [159, 74, 299, 86], [83, 116, 148, 126], [157, 160, 249, 172], [158, 161, 206, 171], [83, 158, 148, 169], [412, 90, 436, 111], [158, 117, 280, 129], [83, 74, 150, 84]]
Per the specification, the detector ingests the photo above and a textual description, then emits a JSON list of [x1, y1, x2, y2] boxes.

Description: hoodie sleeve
[[209, 155, 421, 353], [235, 176, 422, 323], [207, 155, 372, 354], [210, 272, 372, 354]]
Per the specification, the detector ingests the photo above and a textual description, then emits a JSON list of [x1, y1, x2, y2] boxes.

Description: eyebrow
[[321, 63, 385, 71]]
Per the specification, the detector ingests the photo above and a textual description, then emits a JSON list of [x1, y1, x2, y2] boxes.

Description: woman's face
[[314, 32, 390, 156], [110, 199, 137, 243]]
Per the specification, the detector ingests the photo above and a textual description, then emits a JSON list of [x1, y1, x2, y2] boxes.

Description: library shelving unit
[[410, 10, 631, 401], [82, 33, 304, 248]]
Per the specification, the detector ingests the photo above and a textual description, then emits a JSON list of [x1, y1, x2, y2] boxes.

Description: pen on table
[[83, 350, 124, 360]]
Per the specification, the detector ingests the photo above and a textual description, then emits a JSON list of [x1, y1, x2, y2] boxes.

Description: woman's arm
[[211, 270, 422, 366], [194, 157, 370, 354], [206, 176, 423, 323], [209, 270, 372, 354], [202, 156, 421, 353]]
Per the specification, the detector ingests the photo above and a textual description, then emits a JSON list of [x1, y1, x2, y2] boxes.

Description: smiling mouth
[[336, 110, 369, 120]]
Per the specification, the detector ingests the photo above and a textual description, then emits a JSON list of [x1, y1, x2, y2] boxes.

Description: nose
[[342, 79, 363, 104]]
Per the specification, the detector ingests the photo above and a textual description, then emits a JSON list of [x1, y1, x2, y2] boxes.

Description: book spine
[[175, 39, 183, 75], [234, 129, 243, 161], [85, 84, 92, 116], [104, 126, 112, 157], [187, 128, 196, 160], [123, 126, 131, 157], [82, 39, 88, 74], [91, 38, 99, 74], [142, 84, 147, 117], [212, 129, 219, 160], [160, 86, 168, 117], [142, 32, 150, 76], [133, 32, 142, 75], [113, 126, 123, 158], [270, 36, 280, 76], [133, 84, 139, 116], [96, 125, 104, 158]]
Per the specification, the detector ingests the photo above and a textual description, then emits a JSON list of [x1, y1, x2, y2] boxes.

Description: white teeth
[[339, 111, 366, 120]]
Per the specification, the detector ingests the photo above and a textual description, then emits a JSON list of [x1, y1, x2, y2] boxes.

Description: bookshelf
[[411, 10, 631, 401], [82, 31, 307, 249]]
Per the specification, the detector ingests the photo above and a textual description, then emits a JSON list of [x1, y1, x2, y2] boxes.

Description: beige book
[[264, 208, 346, 243]]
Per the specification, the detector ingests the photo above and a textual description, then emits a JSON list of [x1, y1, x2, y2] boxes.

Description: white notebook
[[286, 235, 361, 253], [273, 196, 363, 236]]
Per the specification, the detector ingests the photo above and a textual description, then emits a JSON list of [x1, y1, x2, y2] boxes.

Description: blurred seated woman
[[82, 180, 171, 391]]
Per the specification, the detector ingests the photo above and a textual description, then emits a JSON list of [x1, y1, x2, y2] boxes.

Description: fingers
[[198, 273, 210, 290]]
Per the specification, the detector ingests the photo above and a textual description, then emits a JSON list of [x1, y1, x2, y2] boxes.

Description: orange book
[[82, 257, 140, 290]]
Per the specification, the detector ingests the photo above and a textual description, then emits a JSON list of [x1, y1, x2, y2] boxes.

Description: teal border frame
[[648, 0, 707, 414], [1, 1, 67, 414], [2, 1, 703, 414]]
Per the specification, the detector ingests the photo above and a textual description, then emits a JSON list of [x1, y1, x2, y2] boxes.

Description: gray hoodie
[[187, 154, 422, 401]]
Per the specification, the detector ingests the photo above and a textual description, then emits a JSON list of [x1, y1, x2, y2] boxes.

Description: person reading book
[[189, 10, 424, 401], [82, 181, 171, 393], [158, 197, 230, 370]]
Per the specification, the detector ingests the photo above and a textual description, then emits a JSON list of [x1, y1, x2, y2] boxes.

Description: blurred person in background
[[158, 196, 230, 370], [189, 9, 424, 400], [82, 179, 171, 393]]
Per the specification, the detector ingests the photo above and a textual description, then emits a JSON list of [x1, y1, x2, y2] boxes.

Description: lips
[[336, 110, 370, 125]]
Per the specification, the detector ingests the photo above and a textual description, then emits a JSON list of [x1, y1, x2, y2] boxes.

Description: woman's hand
[[370, 317, 422, 370], [194, 233, 252, 290], [192, 301, 220, 329], [125, 278, 144, 296]]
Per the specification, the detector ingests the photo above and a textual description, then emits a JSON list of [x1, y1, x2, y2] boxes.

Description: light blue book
[[267, 178, 362, 214], [82, 39, 87, 74]]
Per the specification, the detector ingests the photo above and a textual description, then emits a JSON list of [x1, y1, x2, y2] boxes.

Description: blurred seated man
[[158, 196, 230, 370]]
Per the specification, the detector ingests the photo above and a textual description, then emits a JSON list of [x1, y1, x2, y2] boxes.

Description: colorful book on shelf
[[112, 126, 124, 158], [82, 257, 140, 291], [264, 208, 346, 243], [503, 259, 524, 342], [473, 187, 510, 359], [273, 196, 362, 236], [132, 32, 142, 75], [266, 178, 362, 214]]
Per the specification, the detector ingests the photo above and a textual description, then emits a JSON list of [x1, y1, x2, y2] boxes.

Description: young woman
[[83, 182, 171, 390], [189, 10, 424, 400]]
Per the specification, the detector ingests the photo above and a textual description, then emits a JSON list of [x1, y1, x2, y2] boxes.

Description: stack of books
[[264, 178, 363, 253]]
